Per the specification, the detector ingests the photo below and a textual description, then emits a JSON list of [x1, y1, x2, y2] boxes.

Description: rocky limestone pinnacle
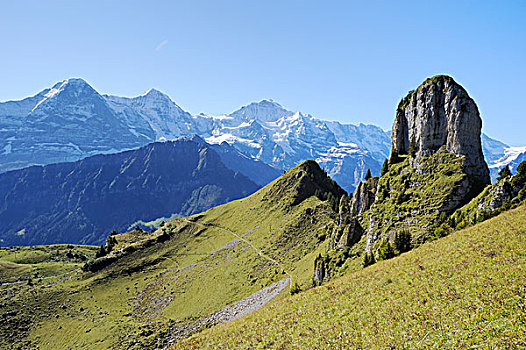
[[350, 177, 378, 217], [391, 75, 490, 185]]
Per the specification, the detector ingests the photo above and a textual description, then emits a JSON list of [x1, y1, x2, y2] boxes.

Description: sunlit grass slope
[[0, 244, 97, 283], [0, 160, 345, 349], [175, 205, 526, 349]]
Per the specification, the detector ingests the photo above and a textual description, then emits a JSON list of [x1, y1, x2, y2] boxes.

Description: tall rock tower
[[319, 75, 494, 283], [391, 75, 490, 186], [349, 75, 492, 251]]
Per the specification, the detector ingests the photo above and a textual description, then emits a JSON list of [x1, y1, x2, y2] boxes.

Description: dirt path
[[203, 278, 289, 324], [165, 278, 289, 347], [183, 218, 293, 290]]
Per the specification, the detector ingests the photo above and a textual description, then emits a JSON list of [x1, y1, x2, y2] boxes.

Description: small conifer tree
[[394, 230, 412, 253], [381, 159, 389, 176], [365, 169, 372, 180], [512, 161, 526, 188], [409, 135, 417, 157], [497, 165, 512, 181], [377, 240, 395, 261], [95, 245, 107, 258]]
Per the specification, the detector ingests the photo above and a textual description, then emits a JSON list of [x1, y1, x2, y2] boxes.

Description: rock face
[[350, 177, 378, 217], [475, 161, 526, 212], [314, 75, 514, 284], [391, 75, 490, 185], [338, 76, 493, 254]]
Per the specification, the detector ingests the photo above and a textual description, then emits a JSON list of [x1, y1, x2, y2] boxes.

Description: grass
[[0, 245, 97, 283], [0, 161, 344, 349], [4, 158, 520, 349], [174, 204, 526, 349], [362, 152, 469, 246]]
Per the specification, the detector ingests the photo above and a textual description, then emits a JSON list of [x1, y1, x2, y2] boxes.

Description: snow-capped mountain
[[0, 78, 153, 172], [201, 101, 392, 191], [105, 89, 199, 140], [1, 78, 521, 191], [482, 134, 526, 181]]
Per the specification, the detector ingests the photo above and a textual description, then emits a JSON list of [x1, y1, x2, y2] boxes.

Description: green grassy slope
[[364, 152, 470, 243], [0, 245, 97, 284], [0, 245, 98, 349], [174, 205, 526, 349], [0, 160, 345, 349], [315, 152, 479, 283]]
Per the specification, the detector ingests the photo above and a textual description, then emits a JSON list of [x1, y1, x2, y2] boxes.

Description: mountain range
[[1, 77, 523, 248], [0, 78, 505, 192], [0, 137, 276, 246], [1, 78, 522, 190]]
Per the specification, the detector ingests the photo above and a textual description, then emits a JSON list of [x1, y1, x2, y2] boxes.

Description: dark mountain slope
[[0, 138, 259, 246], [191, 135, 282, 186]]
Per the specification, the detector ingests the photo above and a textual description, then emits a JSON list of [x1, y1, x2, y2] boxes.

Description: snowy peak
[[30, 78, 101, 113], [121, 87, 186, 115], [139, 88, 173, 102], [229, 99, 293, 123], [48, 78, 97, 98], [104, 87, 196, 142], [48, 78, 91, 89], [142, 88, 163, 96], [29, 78, 107, 119], [481, 133, 508, 164]]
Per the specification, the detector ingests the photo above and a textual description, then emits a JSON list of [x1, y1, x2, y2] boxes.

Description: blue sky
[[1, 1, 525, 145]]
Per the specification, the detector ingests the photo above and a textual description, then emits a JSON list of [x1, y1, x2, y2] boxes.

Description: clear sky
[[1, 1, 525, 145]]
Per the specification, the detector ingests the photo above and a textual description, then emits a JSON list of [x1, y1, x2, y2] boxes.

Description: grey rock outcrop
[[480, 180, 517, 211], [330, 195, 365, 249], [475, 171, 525, 212], [350, 177, 379, 217], [391, 75, 490, 185]]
